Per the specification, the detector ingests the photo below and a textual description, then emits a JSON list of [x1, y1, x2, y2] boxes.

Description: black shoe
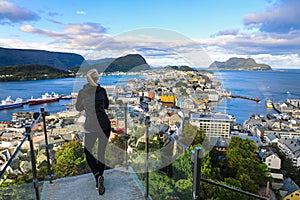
[[97, 175, 105, 195], [95, 172, 100, 190]]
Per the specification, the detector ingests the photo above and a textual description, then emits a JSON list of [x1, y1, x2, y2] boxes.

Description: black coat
[[76, 84, 111, 135]]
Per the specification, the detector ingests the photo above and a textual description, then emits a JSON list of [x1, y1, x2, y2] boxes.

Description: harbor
[[0, 92, 75, 110]]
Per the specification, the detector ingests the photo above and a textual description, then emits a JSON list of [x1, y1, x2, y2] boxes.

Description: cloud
[[20, 20, 106, 39], [214, 29, 239, 36], [243, 0, 300, 33], [48, 12, 60, 17], [17, 25, 211, 67], [12, 17, 300, 69], [203, 30, 300, 55], [0, 0, 40, 24], [47, 19, 64, 25], [196, 28, 300, 68], [76, 11, 86, 15], [203, 0, 300, 68]]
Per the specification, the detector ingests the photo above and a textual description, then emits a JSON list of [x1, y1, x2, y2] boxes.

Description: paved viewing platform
[[41, 167, 147, 200]]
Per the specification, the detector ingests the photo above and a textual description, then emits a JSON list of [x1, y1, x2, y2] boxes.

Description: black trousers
[[84, 130, 110, 179]]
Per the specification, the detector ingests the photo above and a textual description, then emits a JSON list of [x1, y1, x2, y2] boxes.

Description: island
[[208, 57, 272, 70]]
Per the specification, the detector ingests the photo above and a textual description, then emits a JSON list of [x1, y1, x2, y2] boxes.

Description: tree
[[182, 123, 206, 146], [145, 172, 177, 200], [172, 150, 193, 181], [52, 141, 88, 178], [225, 137, 269, 193], [175, 179, 192, 199]]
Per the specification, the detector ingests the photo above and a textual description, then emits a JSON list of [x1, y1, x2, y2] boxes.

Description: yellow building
[[160, 93, 176, 106], [283, 190, 300, 200]]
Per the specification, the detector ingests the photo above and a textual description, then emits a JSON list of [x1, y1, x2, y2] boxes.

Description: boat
[[0, 96, 23, 110], [28, 92, 60, 105], [266, 99, 273, 109]]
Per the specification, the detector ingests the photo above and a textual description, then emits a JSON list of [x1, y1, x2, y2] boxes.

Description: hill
[[0, 47, 86, 70], [0, 64, 75, 81], [88, 54, 151, 73], [167, 65, 196, 71], [208, 57, 272, 70]]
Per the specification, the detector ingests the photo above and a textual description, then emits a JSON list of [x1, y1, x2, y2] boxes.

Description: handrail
[[127, 105, 269, 200], [0, 112, 42, 179], [0, 109, 52, 200], [0, 136, 28, 178], [199, 177, 268, 200]]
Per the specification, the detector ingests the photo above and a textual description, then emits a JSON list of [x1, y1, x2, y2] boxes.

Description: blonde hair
[[87, 69, 99, 86]]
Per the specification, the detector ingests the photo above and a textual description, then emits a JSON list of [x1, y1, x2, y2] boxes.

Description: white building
[[189, 113, 233, 138], [204, 89, 219, 102], [265, 153, 281, 170], [260, 149, 284, 182]]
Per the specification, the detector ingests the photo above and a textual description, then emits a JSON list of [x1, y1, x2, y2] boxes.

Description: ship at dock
[[27, 92, 60, 105], [0, 96, 23, 110]]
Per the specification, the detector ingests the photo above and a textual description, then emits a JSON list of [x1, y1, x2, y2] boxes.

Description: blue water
[[0, 70, 299, 123], [213, 69, 300, 124], [0, 75, 138, 121]]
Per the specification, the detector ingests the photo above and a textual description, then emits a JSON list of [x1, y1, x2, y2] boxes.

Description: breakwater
[[230, 95, 260, 102]]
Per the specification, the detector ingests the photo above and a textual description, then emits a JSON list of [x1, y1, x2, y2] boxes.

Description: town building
[[189, 113, 234, 138], [278, 138, 300, 167]]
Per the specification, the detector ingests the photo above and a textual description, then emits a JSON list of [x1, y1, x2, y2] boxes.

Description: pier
[[230, 95, 260, 102]]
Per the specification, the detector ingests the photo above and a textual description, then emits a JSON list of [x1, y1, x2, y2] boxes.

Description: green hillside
[[0, 47, 86, 70], [104, 54, 150, 72], [0, 64, 74, 81]]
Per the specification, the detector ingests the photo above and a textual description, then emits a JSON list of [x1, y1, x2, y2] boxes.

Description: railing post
[[40, 107, 53, 184], [145, 115, 150, 200], [124, 103, 129, 170], [25, 125, 40, 200], [193, 147, 201, 200]]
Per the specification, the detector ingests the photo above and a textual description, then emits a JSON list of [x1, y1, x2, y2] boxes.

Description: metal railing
[[0, 104, 270, 200], [0, 108, 52, 200], [126, 105, 269, 200]]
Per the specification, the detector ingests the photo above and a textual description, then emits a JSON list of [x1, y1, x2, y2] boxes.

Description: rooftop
[[190, 113, 233, 121]]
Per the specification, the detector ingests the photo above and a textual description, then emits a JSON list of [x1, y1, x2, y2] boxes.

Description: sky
[[1, 0, 300, 68]]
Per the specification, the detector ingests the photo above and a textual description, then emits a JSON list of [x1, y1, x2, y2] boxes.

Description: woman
[[75, 69, 111, 195]]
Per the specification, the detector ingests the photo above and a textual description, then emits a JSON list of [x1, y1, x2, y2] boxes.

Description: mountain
[[0, 47, 86, 70], [90, 54, 151, 73], [208, 57, 272, 70]]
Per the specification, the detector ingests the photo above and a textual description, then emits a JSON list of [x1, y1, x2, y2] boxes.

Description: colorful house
[[283, 190, 300, 200]]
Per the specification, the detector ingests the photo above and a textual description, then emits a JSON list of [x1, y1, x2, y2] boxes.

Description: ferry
[[266, 99, 273, 109], [27, 92, 59, 105], [0, 96, 23, 110]]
